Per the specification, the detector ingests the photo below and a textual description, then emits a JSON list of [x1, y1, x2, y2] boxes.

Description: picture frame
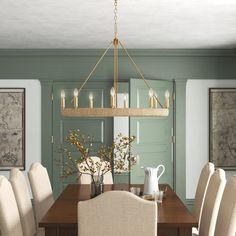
[[0, 88, 25, 170], [209, 88, 236, 170]]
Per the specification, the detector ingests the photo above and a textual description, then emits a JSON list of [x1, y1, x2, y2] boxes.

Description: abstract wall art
[[0, 88, 25, 170], [209, 88, 236, 170]]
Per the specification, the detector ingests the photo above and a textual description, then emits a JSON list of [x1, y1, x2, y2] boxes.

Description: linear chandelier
[[60, 0, 169, 117]]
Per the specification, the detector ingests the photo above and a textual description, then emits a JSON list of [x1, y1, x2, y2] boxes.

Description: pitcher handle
[[156, 164, 165, 180]]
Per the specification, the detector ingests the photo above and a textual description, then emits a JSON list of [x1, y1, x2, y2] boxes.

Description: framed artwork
[[209, 88, 236, 170], [0, 88, 25, 170]]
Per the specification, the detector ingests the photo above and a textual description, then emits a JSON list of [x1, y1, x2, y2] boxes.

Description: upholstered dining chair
[[10, 168, 44, 236], [0, 175, 23, 236], [192, 168, 226, 236], [77, 156, 113, 184], [78, 190, 157, 236], [192, 162, 215, 227], [214, 175, 236, 236], [28, 163, 54, 225]]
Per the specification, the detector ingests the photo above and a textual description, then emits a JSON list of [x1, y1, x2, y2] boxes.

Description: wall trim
[[0, 49, 236, 57]]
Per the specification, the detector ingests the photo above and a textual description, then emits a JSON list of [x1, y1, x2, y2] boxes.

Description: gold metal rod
[[119, 40, 164, 108], [114, 39, 118, 104], [67, 41, 113, 107], [78, 41, 113, 95]]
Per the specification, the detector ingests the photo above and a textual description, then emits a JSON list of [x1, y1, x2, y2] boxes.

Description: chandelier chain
[[114, 0, 118, 38]]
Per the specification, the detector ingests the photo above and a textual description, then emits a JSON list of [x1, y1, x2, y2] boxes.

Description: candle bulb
[[154, 92, 158, 108], [165, 90, 170, 109], [61, 90, 65, 109], [149, 88, 154, 108], [124, 93, 128, 108], [73, 88, 79, 109], [89, 93, 93, 108], [110, 87, 116, 108]]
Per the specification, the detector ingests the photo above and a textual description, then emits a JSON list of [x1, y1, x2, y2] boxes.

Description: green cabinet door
[[130, 78, 174, 187], [52, 82, 113, 198]]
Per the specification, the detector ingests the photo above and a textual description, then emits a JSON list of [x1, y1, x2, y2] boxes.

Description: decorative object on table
[[209, 88, 236, 170], [60, 0, 169, 118], [60, 130, 137, 197], [0, 88, 25, 170], [142, 165, 165, 195]]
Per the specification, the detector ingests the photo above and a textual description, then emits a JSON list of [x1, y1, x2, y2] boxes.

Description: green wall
[[1, 49, 236, 205]]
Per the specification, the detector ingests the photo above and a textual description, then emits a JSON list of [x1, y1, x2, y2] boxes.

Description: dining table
[[39, 184, 197, 236]]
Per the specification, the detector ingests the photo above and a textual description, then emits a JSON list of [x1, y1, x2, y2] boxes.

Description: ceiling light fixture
[[60, 0, 169, 117]]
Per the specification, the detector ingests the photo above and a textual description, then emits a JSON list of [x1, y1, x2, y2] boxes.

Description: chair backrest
[[193, 162, 215, 223], [214, 175, 236, 236], [28, 162, 54, 223], [78, 190, 157, 236], [77, 156, 113, 184], [9, 168, 36, 236], [0, 176, 23, 236], [198, 168, 226, 236]]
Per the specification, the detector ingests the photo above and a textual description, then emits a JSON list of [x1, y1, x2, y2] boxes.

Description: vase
[[91, 175, 104, 198]]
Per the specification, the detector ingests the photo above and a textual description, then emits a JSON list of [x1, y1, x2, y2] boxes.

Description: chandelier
[[60, 0, 169, 117]]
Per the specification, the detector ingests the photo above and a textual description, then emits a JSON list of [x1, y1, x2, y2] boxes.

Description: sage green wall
[[0, 49, 236, 205]]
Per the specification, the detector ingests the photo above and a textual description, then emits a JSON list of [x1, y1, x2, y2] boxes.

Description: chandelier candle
[[73, 88, 79, 109], [89, 94, 93, 108], [110, 87, 116, 108], [165, 90, 170, 109], [149, 88, 154, 108], [61, 90, 65, 109], [154, 92, 158, 108], [124, 93, 128, 108]]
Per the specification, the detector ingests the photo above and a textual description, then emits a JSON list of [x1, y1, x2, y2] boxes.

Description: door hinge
[[172, 92, 175, 101], [51, 93, 53, 101], [51, 136, 54, 144], [172, 135, 176, 144]]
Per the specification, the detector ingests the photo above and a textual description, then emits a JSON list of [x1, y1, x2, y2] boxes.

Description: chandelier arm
[[119, 40, 164, 108], [77, 41, 113, 95], [67, 41, 113, 107]]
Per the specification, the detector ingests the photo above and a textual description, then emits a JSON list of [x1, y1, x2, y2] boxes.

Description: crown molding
[[0, 49, 236, 57]]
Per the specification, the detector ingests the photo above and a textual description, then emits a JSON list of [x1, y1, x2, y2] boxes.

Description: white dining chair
[[28, 163, 54, 225], [78, 190, 157, 236], [10, 168, 44, 236], [193, 168, 226, 236], [0, 175, 23, 236], [77, 156, 113, 184], [192, 162, 215, 227], [214, 175, 236, 236]]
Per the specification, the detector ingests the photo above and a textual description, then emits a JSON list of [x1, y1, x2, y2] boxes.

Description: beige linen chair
[[0, 175, 23, 236], [77, 156, 113, 184], [28, 163, 54, 225], [10, 168, 44, 236], [214, 175, 236, 236], [193, 162, 215, 225], [78, 190, 157, 236], [193, 168, 226, 236]]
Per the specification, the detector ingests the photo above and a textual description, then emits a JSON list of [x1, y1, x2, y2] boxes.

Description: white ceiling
[[1, 0, 236, 49]]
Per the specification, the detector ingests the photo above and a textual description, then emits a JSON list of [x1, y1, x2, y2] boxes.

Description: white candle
[[154, 92, 158, 108], [124, 93, 128, 108], [110, 87, 116, 108], [73, 88, 79, 109], [61, 90, 65, 109], [165, 90, 170, 109], [89, 93, 93, 108], [149, 88, 154, 108]]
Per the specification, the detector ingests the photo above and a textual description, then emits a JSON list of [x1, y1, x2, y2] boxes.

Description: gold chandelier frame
[[61, 0, 169, 117]]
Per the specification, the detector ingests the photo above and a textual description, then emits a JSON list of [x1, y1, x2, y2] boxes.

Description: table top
[[39, 184, 197, 228]]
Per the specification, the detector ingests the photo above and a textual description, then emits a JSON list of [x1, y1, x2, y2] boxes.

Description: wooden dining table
[[39, 184, 197, 236]]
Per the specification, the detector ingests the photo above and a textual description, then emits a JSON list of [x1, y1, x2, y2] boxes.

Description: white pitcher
[[143, 165, 165, 195]]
